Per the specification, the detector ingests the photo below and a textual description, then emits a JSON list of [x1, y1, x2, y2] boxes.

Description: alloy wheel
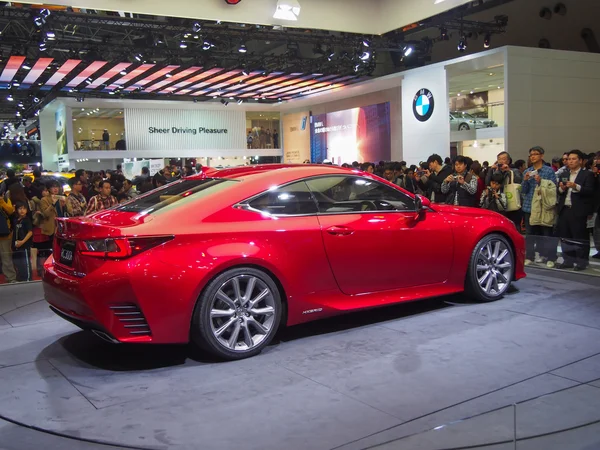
[[209, 275, 276, 352], [475, 239, 513, 296]]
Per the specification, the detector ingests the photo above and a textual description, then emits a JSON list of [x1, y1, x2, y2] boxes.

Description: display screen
[[310, 102, 391, 164]]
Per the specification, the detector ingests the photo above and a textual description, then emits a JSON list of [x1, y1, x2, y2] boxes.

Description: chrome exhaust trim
[[91, 330, 120, 344]]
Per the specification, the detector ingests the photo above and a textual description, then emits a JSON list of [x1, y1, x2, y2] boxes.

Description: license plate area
[[59, 240, 76, 266]]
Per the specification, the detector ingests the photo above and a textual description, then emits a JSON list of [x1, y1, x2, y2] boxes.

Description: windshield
[[114, 178, 236, 214]]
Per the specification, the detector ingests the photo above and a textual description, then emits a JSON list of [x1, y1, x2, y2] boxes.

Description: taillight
[[79, 236, 174, 259]]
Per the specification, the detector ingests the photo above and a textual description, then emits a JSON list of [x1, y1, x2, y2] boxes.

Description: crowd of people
[[0, 163, 195, 283], [350, 148, 600, 271], [1, 149, 599, 283]]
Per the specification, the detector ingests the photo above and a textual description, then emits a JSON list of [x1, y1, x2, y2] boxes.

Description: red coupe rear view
[[43, 165, 526, 360]]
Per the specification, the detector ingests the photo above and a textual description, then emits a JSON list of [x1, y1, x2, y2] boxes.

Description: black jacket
[[557, 169, 596, 217], [424, 165, 453, 203]]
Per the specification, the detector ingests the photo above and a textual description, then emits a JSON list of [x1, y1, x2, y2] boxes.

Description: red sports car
[[43, 164, 525, 360]]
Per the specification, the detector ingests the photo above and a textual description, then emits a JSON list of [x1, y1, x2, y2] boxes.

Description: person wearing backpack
[[0, 194, 17, 283]]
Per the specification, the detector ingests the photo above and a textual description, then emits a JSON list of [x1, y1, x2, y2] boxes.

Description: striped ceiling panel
[[0, 57, 361, 102]]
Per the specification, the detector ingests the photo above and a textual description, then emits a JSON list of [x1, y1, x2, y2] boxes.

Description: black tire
[[191, 267, 283, 361], [466, 233, 514, 302], [458, 123, 470, 131]]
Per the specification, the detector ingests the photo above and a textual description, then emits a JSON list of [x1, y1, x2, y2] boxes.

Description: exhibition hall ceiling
[[13, 0, 475, 35]]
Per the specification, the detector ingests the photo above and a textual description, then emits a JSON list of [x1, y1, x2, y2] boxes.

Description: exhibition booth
[[35, 45, 600, 172]]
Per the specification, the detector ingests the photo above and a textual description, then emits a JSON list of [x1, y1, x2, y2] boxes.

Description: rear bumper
[[42, 255, 192, 344]]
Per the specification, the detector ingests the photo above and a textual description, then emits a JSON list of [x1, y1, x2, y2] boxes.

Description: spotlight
[[359, 51, 371, 61], [33, 97, 40, 103], [134, 53, 144, 62], [242, 69, 249, 76], [39, 40, 48, 52], [6, 95, 13, 102], [237, 99, 244, 104], [457, 36, 467, 52], [273, 0, 301, 21], [403, 45, 414, 57], [483, 34, 491, 48], [220, 99, 229, 106], [202, 40, 214, 50], [46, 31, 56, 40], [327, 51, 335, 62], [192, 22, 202, 32], [362, 39, 370, 48], [440, 28, 449, 41], [179, 41, 188, 49], [22, 64, 32, 70], [85, 77, 93, 85], [12, 82, 20, 87], [165, 73, 173, 78], [120, 70, 127, 76], [183, 33, 191, 38], [238, 43, 247, 53]]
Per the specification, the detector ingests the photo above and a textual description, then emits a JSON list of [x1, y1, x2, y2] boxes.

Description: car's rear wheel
[[466, 234, 514, 302], [191, 267, 282, 360]]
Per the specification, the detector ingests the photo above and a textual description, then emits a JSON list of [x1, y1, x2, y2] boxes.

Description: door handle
[[326, 226, 354, 236]]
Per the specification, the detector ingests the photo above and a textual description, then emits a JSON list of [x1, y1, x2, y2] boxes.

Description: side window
[[247, 181, 318, 216], [306, 176, 416, 213]]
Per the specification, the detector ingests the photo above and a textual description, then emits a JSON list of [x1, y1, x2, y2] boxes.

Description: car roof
[[197, 164, 360, 181]]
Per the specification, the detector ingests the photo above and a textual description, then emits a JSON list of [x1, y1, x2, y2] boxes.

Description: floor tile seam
[[278, 364, 406, 422], [0, 299, 45, 318], [329, 351, 600, 450], [503, 309, 600, 331], [46, 359, 99, 411], [0, 359, 44, 371], [548, 372, 600, 390], [0, 317, 62, 329]]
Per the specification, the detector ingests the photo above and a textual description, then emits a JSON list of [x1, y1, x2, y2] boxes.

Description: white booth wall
[[506, 46, 600, 160]]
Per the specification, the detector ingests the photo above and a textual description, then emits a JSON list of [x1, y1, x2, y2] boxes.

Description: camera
[[529, 170, 538, 176]]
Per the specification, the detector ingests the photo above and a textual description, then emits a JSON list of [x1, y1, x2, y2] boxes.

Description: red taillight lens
[[79, 236, 173, 259]]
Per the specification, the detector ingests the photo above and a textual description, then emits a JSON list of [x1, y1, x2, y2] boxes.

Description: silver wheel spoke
[[228, 321, 241, 348], [216, 290, 236, 309], [242, 277, 257, 306], [496, 249, 508, 263], [476, 264, 488, 271], [242, 322, 254, 348], [211, 308, 235, 318], [231, 277, 242, 302], [497, 262, 511, 270], [478, 270, 491, 285], [250, 306, 275, 317], [248, 289, 270, 309], [493, 241, 501, 259], [486, 243, 493, 259], [496, 271, 508, 283], [215, 317, 236, 337], [484, 273, 493, 293], [247, 316, 268, 335]]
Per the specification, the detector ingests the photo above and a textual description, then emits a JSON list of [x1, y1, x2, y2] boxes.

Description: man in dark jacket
[[555, 150, 596, 271], [419, 154, 453, 203]]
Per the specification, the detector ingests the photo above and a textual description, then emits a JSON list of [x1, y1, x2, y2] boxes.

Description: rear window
[[114, 178, 235, 214]]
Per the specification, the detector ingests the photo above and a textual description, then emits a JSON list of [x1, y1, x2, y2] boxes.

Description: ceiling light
[[484, 34, 491, 49], [237, 99, 244, 104], [33, 97, 40, 103], [46, 31, 56, 40], [359, 51, 371, 61], [6, 95, 13, 102], [220, 99, 229, 106], [242, 70, 249, 76], [12, 82, 20, 87], [22, 64, 31, 70], [134, 53, 144, 62], [192, 22, 202, 33], [183, 33, 191, 38], [39, 40, 48, 52], [403, 45, 414, 57], [273, 0, 301, 21], [165, 73, 172, 78], [238, 43, 247, 53], [470, 90, 474, 94], [180, 41, 188, 49], [362, 39, 370, 48], [202, 40, 214, 50], [120, 70, 127, 75], [457, 36, 467, 52]]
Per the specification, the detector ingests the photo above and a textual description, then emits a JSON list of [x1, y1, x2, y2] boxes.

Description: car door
[[306, 175, 454, 295]]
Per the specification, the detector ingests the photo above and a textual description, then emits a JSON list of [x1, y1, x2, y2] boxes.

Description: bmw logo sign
[[413, 88, 435, 122]]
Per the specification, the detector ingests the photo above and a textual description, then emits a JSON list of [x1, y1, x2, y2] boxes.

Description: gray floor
[[0, 269, 599, 450]]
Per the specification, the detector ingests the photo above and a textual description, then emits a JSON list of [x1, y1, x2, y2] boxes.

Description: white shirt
[[561, 168, 581, 206]]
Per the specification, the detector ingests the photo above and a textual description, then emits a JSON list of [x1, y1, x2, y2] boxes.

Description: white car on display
[[450, 111, 497, 131]]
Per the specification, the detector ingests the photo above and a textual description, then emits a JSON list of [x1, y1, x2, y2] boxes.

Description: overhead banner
[[282, 111, 311, 163], [124, 108, 246, 151]]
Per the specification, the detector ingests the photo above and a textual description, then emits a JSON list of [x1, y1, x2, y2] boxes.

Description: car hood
[[432, 203, 503, 219]]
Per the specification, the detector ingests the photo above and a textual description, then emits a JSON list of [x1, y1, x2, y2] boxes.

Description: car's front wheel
[[466, 234, 514, 302], [191, 267, 282, 360], [458, 123, 470, 131]]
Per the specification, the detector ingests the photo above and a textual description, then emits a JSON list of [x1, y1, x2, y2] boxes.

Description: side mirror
[[413, 194, 428, 221]]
